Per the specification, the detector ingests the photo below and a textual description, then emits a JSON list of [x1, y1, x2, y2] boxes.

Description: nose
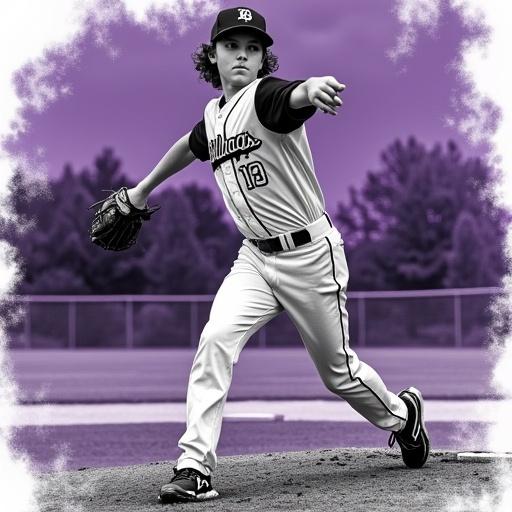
[[236, 50, 248, 61]]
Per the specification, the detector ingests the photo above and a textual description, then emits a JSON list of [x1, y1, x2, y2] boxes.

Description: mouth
[[233, 66, 248, 70]]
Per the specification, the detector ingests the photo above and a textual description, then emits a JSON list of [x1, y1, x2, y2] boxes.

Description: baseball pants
[[176, 216, 408, 476]]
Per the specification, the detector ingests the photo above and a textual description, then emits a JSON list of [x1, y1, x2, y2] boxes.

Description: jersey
[[188, 76, 326, 239]]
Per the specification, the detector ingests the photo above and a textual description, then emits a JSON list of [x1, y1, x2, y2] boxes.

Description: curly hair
[[192, 41, 279, 90]]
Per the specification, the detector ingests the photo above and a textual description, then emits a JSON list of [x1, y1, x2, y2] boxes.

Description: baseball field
[[8, 347, 506, 510], [9, 347, 496, 403]]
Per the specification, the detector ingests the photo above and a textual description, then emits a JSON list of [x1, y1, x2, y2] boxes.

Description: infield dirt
[[36, 448, 502, 512]]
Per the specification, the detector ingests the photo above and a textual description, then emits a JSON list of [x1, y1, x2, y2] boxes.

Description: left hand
[[89, 187, 160, 251], [306, 76, 346, 115]]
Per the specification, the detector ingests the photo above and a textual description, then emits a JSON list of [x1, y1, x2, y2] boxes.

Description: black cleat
[[157, 466, 219, 504], [388, 387, 430, 468]]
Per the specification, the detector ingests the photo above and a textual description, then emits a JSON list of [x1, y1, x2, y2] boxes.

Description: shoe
[[157, 466, 219, 504], [388, 387, 430, 468]]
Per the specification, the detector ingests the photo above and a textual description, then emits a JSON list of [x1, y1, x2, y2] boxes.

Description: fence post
[[453, 294, 462, 347], [126, 299, 134, 349], [190, 302, 198, 347], [68, 301, 76, 349], [24, 300, 31, 349], [358, 297, 366, 347]]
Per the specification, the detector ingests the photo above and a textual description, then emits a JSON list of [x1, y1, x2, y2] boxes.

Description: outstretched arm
[[127, 131, 196, 208], [289, 76, 345, 116]]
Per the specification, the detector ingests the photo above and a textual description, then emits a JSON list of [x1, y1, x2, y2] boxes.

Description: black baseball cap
[[210, 6, 273, 47]]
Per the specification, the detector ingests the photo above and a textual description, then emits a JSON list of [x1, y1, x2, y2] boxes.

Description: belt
[[249, 212, 333, 254]]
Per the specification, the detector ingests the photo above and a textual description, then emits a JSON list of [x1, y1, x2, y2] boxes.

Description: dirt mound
[[36, 448, 501, 511]]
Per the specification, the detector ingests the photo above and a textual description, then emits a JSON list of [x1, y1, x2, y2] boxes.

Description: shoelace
[[171, 468, 200, 483]]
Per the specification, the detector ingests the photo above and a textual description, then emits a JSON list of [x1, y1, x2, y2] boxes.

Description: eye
[[249, 45, 261, 52], [225, 42, 236, 49]]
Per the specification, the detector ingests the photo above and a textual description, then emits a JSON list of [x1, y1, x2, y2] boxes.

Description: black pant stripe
[[325, 236, 407, 423]]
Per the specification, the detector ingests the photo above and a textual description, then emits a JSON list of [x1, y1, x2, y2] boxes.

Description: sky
[[5, 0, 488, 214]]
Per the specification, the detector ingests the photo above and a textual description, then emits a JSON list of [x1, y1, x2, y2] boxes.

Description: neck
[[221, 78, 254, 103], [223, 84, 241, 103]]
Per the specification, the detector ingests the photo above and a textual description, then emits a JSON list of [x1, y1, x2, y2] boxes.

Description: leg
[[176, 243, 283, 475], [274, 227, 408, 431]]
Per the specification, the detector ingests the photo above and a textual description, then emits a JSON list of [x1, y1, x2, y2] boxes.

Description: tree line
[[335, 137, 508, 290], [3, 136, 509, 294]]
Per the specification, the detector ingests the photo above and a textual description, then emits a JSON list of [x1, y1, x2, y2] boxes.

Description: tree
[[139, 187, 222, 293], [335, 137, 509, 290], [182, 183, 242, 276], [8, 148, 240, 295], [444, 210, 492, 288], [79, 147, 132, 198]]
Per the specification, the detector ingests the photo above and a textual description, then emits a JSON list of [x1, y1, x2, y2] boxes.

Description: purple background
[[7, 0, 486, 211]]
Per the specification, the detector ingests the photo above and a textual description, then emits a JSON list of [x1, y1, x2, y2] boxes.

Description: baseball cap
[[210, 6, 273, 47]]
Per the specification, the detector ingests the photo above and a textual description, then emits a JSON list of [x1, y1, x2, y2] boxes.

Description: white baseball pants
[[176, 217, 408, 476]]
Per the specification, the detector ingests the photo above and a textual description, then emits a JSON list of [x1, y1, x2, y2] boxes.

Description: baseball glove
[[88, 186, 160, 251]]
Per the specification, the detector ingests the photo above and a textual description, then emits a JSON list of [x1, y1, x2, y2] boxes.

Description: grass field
[[8, 347, 496, 403], [13, 420, 487, 473]]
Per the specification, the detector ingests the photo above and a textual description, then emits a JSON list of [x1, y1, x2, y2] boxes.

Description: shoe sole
[[400, 386, 430, 468], [158, 488, 219, 504]]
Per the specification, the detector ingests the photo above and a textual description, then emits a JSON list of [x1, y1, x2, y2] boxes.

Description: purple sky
[[8, 0, 486, 213]]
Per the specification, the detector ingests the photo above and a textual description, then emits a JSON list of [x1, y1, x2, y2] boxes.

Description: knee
[[321, 370, 353, 396], [195, 321, 237, 363], [200, 321, 236, 347], [323, 378, 343, 395]]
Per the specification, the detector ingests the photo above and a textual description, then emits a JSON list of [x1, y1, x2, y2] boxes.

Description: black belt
[[249, 227, 312, 253]]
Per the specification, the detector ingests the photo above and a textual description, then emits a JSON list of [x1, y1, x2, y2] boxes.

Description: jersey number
[[238, 161, 268, 190]]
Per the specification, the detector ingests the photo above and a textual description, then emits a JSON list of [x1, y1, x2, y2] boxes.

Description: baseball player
[[127, 6, 430, 504]]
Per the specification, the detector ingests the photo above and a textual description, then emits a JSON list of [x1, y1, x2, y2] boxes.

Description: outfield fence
[[3, 287, 505, 349]]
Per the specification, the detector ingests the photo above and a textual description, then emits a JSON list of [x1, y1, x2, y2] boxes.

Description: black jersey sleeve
[[255, 76, 317, 134], [188, 119, 210, 161]]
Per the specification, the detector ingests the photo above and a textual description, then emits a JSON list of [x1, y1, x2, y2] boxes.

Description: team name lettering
[[209, 131, 262, 168]]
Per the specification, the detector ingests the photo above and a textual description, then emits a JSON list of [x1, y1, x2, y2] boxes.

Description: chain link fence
[[3, 288, 504, 349]]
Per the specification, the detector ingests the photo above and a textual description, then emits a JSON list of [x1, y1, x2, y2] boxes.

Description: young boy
[[127, 6, 430, 505]]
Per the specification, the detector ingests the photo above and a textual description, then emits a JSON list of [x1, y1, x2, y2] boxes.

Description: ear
[[208, 46, 217, 65]]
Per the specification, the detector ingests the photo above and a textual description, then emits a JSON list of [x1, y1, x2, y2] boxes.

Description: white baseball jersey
[[189, 76, 326, 239]]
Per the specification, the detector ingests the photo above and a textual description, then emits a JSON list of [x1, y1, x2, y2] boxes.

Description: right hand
[[126, 186, 149, 210], [306, 76, 345, 116]]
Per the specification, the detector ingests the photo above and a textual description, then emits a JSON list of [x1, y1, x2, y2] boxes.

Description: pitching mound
[[36, 448, 502, 511]]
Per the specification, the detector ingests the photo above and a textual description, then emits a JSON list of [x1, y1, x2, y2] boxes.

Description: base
[[457, 451, 512, 462]]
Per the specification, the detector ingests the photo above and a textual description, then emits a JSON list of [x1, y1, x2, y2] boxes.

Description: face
[[209, 30, 265, 89]]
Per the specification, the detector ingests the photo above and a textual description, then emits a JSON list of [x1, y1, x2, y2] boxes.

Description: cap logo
[[237, 8, 252, 22]]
